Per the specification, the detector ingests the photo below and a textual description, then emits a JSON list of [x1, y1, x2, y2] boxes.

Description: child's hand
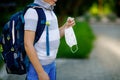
[[38, 71, 49, 80], [64, 17, 75, 28]]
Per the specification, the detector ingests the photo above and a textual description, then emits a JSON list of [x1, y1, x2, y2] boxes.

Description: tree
[[116, 0, 120, 17], [54, 0, 96, 25], [0, 0, 32, 28], [0, 0, 97, 27]]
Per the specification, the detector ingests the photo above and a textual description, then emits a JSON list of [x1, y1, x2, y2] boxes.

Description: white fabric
[[34, 0, 54, 10], [24, 8, 38, 31], [65, 27, 77, 47], [34, 8, 60, 65], [65, 27, 78, 53], [38, 29, 60, 42]]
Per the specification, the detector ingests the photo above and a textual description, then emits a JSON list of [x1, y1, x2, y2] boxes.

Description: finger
[[70, 20, 75, 25], [68, 22, 75, 27], [67, 20, 75, 25], [71, 21, 75, 26], [67, 17, 74, 22]]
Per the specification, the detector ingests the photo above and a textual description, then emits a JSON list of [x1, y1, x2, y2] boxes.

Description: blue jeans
[[26, 62, 56, 80]]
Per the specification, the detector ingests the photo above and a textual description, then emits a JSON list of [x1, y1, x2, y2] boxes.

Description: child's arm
[[24, 30, 49, 80]]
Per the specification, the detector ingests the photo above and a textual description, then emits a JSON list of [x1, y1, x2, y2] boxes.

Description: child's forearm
[[24, 42, 44, 74], [24, 31, 45, 76], [25, 44, 49, 79], [59, 17, 75, 38], [59, 25, 65, 38]]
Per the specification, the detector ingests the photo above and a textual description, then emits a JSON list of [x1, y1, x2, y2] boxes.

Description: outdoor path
[[57, 36, 120, 80], [0, 22, 120, 80]]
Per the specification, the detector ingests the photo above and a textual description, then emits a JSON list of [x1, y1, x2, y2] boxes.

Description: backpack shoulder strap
[[24, 3, 46, 43], [34, 8, 46, 43], [18, 3, 42, 24]]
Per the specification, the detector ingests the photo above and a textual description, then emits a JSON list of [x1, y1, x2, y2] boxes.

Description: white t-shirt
[[24, 8, 60, 65]]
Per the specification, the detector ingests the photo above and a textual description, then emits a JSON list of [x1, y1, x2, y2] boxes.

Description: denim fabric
[[26, 62, 56, 80]]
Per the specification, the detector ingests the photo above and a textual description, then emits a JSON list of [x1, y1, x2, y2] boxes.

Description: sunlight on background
[[98, 36, 120, 57]]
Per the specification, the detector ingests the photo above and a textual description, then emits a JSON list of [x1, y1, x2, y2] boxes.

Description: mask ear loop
[[70, 45, 78, 53]]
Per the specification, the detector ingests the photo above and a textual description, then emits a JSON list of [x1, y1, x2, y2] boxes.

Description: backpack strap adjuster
[[7, 35, 10, 41], [11, 47, 14, 52]]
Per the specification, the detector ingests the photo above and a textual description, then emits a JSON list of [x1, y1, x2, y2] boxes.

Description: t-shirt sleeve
[[24, 8, 38, 31]]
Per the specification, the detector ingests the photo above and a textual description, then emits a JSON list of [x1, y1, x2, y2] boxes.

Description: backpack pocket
[[3, 50, 27, 74]]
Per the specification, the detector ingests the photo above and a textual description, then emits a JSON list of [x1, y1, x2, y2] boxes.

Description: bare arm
[[59, 25, 65, 38], [24, 30, 49, 80]]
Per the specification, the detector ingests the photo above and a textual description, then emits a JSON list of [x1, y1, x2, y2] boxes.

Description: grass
[[57, 21, 95, 59]]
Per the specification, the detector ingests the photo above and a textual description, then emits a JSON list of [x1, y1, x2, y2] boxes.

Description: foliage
[[116, 0, 120, 17], [55, 0, 95, 17], [57, 21, 95, 59], [0, 0, 119, 28], [103, 0, 116, 11], [89, 2, 113, 16], [89, 3, 99, 15], [103, 3, 112, 15], [0, 45, 4, 69], [0, 0, 32, 27], [107, 13, 117, 21]]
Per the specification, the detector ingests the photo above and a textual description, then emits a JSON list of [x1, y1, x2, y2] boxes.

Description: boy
[[24, 0, 75, 80]]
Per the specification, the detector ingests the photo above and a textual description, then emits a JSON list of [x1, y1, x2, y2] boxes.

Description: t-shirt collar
[[34, 0, 54, 10]]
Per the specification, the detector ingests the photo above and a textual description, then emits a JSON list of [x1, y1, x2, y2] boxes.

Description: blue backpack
[[0, 3, 46, 75]]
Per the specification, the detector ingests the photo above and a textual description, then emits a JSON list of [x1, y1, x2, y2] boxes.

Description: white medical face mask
[[65, 27, 78, 53]]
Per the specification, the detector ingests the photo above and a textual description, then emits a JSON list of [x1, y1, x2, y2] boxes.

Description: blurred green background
[[0, 0, 120, 67], [57, 21, 95, 59], [1, 0, 120, 27]]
